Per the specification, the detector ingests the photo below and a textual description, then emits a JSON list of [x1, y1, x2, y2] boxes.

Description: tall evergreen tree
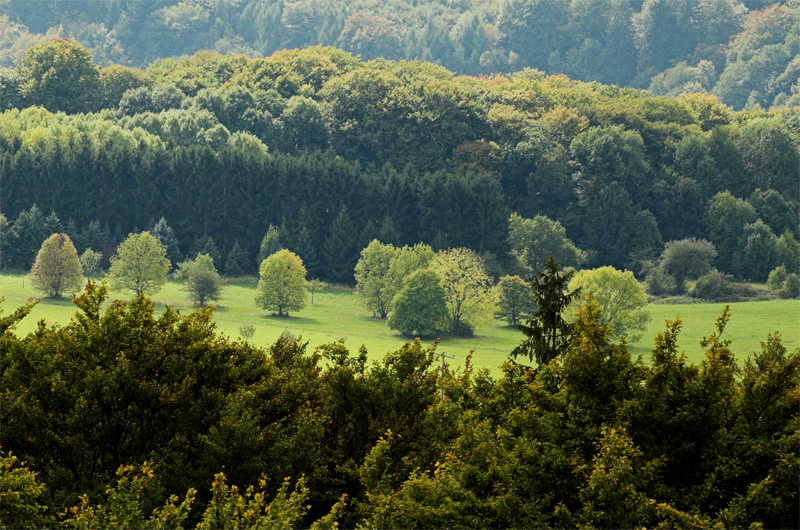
[[149, 217, 182, 264], [11, 206, 48, 270], [286, 226, 320, 279], [257, 225, 283, 266], [323, 206, 359, 284], [224, 240, 251, 277], [511, 256, 581, 368]]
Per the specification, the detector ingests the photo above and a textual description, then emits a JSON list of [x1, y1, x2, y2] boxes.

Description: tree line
[[1, 41, 798, 286], [1, 0, 798, 110], [1, 274, 797, 528]]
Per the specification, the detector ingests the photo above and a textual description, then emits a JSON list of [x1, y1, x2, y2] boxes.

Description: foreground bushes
[[1, 283, 797, 528]]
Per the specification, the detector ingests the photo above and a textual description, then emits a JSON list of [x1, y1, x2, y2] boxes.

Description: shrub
[[691, 271, 737, 301]]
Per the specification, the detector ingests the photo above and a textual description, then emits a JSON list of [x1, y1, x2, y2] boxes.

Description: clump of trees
[[2, 41, 797, 290]]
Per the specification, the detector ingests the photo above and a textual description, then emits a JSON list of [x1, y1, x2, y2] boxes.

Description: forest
[[1, 39, 798, 290], [1, 0, 799, 110]]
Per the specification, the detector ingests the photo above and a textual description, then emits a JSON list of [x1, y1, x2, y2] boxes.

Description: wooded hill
[[1, 0, 798, 110], [2, 40, 798, 286]]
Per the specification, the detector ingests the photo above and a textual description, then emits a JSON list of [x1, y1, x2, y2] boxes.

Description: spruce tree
[[510, 256, 581, 368], [11, 206, 48, 269], [257, 225, 283, 266], [287, 226, 320, 279], [224, 241, 251, 277], [150, 217, 182, 264], [323, 206, 359, 284]]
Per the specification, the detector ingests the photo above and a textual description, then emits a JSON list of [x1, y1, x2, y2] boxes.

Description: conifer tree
[[511, 256, 581, 367], [149, 217, 182, 264], [323, 206, 359, 284], [224, 240, 250, 276], [257, 225, 283, 266]]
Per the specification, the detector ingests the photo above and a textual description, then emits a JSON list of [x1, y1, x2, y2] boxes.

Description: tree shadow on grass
[[259, 313, 320, 326], [35, 296, 77, 307]]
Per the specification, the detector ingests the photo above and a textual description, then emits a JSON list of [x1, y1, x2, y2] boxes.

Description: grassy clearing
[[2, 273, 797, 372]]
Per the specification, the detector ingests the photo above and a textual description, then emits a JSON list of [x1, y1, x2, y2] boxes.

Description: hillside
[[0, 0, 798, 110], [1, 41, 798, 287]]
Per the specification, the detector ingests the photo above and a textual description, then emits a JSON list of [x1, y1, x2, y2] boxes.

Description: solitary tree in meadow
[[255, 250, 307, 316], [180, 253, 223, 307], [108, 232, 170, 296], [29, 233, 84, 298]]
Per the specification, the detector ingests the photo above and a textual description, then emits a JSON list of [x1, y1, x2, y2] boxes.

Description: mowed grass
[[2, 273, 798, 372]]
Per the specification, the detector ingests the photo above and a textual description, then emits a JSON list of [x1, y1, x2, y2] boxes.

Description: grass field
[[2, 273, 798, 372]]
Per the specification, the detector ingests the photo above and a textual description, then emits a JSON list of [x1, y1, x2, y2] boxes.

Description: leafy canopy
[[568, 266, 651, 343], [255, 249, 307, 316], [108, 231, 171, 297], [29, 233, 83, 299], [179, 253, 223, 307]]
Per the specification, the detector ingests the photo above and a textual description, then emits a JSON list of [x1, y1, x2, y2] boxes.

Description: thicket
[[1, 42, 798, 287], [1, 283, 797, 528]]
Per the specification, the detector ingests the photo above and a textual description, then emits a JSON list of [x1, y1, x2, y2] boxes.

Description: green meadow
[[2, 273, 797, 372]]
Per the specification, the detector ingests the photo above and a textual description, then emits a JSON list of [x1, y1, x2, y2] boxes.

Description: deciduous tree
[[354, 240, 398, 318], [568, 266, 650, 343], [387, 269, 448, 338], [495, 275, 535, 327], [180, 253, 223, 307], [255, 249, 307, 316], [29, 233, 83, 299], [108, 232, 171, 296], [508, 213, 585, 276], [431, 248, 495, 336], [660, 238, 717, 291]]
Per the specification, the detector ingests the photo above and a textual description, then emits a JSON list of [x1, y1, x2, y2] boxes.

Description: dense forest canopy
[[1, 39, 798, 286], [0, 0, 798, 110]]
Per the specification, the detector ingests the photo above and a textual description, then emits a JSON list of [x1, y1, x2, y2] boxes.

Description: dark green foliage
[[189, 235, 222, 265], [692, 271, 736, 301], [323, 206, 359, 285], [149, 217, 182, 263], [511, 256, 581, 367], [704, 191, 757, 276], [256, 225, 282, 268], [0, 39, 796, 284], [9, 205, 48, 270], [783, 273, 800, 298], [741, 220, 779, 282], [224, 240, 250, 276], [660, 238, 717, 291], [0, 284, 798, 528]]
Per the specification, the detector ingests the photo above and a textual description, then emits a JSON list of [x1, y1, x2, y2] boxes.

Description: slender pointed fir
[[510, 255, 581, 368]]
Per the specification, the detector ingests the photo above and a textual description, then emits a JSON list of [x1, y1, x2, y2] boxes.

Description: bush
[[784, 273, 800, 298], [767, 266, 788, 291], [691, 271, 737, 301], [643, 261, 678, 296]]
